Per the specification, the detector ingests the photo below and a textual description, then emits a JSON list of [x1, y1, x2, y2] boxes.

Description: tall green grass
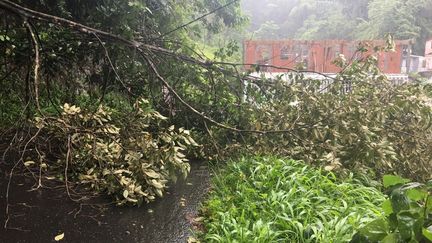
[[201, 157, 385, 242]]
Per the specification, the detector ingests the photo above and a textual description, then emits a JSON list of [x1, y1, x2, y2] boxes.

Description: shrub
[[351, 175, 432, 242], [201, 157, 386, 242]]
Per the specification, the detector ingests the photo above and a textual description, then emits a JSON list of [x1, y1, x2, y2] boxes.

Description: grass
[[200, 157, 386, 242]]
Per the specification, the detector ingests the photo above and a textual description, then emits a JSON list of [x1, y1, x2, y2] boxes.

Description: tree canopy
[[241, 0, 432, 54]]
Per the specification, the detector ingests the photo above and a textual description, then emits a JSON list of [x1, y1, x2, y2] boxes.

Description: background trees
[[241, 0, 432, 55]]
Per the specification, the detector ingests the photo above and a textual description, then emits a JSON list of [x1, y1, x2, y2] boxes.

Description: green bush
[[201, 157, 386, 242], [352, 175, 432, 242]]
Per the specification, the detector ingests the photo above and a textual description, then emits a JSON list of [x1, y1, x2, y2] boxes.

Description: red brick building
[[243, 39, 413, 74]]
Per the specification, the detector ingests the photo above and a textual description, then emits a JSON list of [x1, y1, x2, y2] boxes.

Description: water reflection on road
[[0, 162, 210, 243]]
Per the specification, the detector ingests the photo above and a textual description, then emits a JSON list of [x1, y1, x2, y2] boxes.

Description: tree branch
[[24, 19, 40, 111], [0, 0, 324, 135]]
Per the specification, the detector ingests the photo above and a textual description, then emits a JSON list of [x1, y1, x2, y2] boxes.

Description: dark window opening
[[402, 45, 409, 56]]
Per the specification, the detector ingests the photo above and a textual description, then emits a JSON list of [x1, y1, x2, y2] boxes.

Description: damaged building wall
[[244, 39, 413, 74]]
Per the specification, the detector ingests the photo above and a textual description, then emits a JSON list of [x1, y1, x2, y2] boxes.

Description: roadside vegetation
[[201, 157, 385, 242], [200, 157, 432, 242]]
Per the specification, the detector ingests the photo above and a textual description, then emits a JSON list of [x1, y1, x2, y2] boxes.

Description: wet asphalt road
[[0, 162, 210, 243]]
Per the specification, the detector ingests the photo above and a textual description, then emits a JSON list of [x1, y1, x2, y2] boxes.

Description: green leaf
[[427, 196, 432, 212], [358, 218, 389, 241], [423, 227, 432, 241], [382, 199, 393, 215], [397, 210, 423, 240], [406, 189, 427, 202], [0, 34, 11, 41], [383, 175, 410, 188], [381, 233, 398, 243]]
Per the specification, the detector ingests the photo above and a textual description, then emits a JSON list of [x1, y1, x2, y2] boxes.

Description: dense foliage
[[352, 175, 432, 242], [201, 157, 385, 242], [200, 49, 432, 182]]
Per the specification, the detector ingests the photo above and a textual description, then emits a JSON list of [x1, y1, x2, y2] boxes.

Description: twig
[[65, 135, 76, 202], [92, 33, 136, 97], [4, 127, 42, 229], [204, 121, 222, 159]]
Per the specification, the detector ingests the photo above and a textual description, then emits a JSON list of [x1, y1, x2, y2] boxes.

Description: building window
[[280, 46, 289, 60], [402, 45, 410, 56]]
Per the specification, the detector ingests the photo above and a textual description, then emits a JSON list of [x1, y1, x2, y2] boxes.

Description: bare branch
[[24, 20, 40, 111]]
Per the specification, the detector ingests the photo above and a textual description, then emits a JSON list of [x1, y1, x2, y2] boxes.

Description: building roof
[[244, 39, 412, 45]]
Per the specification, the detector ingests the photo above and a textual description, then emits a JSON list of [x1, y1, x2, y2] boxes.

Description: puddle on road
[[0, 162, 210, 243]]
